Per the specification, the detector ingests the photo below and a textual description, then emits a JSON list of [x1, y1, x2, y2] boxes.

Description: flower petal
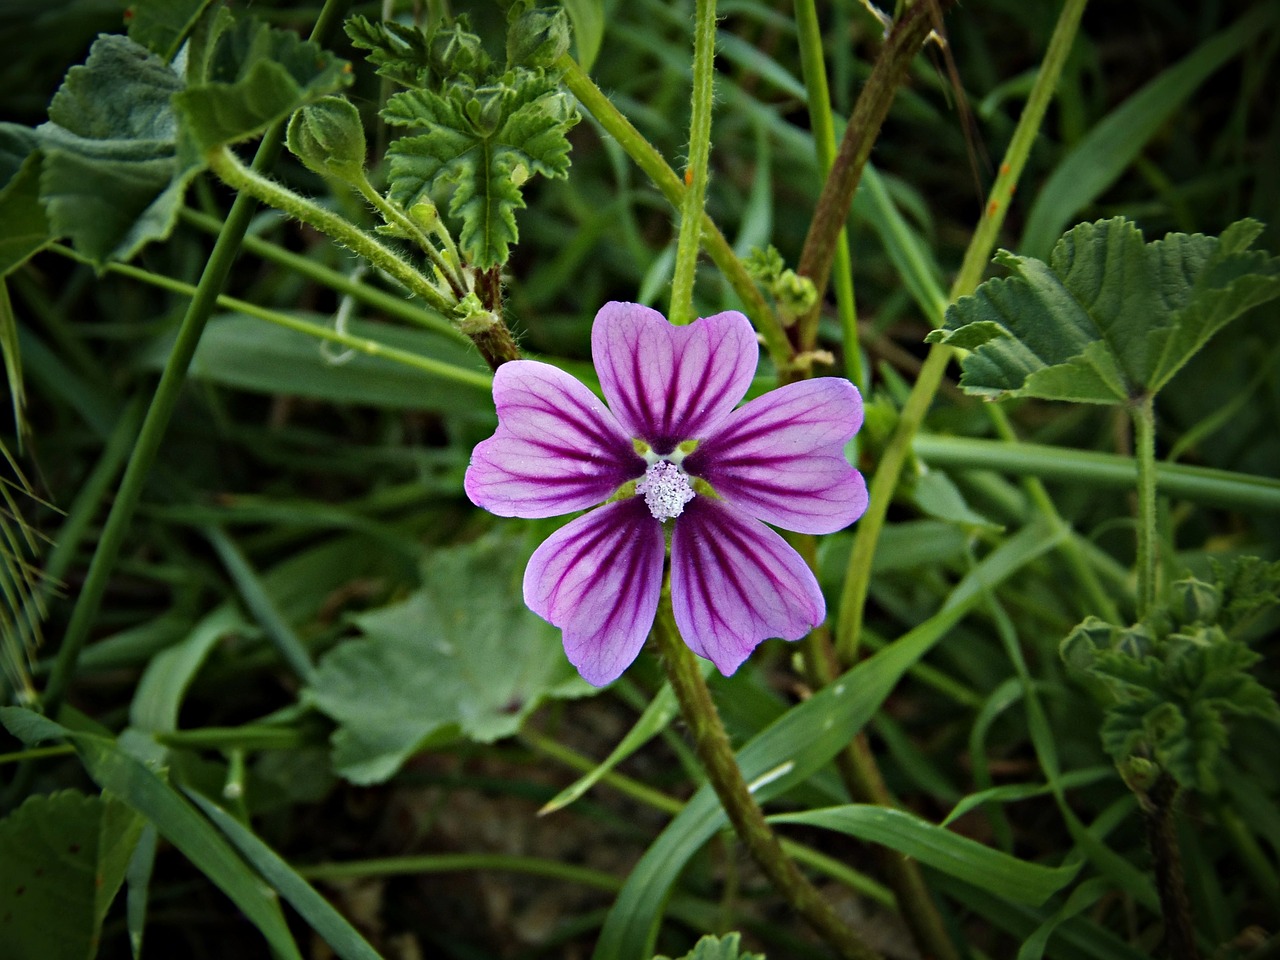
[[686, 378, 868, 535], [465, 360, 644, 518], [591, 302, 758, 451], [524, 499, 665, 686], [670, 497, 824, 676]]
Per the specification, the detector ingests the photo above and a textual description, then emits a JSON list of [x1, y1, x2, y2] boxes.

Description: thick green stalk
[[669, 0, 717, 325], [654, 600, 881, 960], [796, 0, 953, 337], [1132, 394, 1159, 617], [38, 0, 354, 719], [836, 0, 1090, 664], [557, 56, 791, 368], [794, 0, 862, 387]]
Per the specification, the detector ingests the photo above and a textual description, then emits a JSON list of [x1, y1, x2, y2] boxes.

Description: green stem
[[835, 0, 1090, 664], [46, 245, 493, 392], [796, 0, 953, 344], [298, 853, 624, 892], [669, 0, 717, 325], [208, 147, 456, 317], [37, 0, 354, 720], [557, 56, 791, 368], [913, 432, 1280, 513], [794, 0, 862, 388], [654, 599, 881, 960], [1132, 394, 1159, 617], [179, 207, 466, 343]]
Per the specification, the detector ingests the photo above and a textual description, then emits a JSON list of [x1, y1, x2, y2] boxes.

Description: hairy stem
[[654, 600, 881, 960], [557, 56, 791, 368], [353, 173, 468, 298], [1143, 774, 1200, 960], [37, 0, 355, 720], [208, 147, 456, 317], [669, 0, 717, 325], [796, 0, 953, 347]]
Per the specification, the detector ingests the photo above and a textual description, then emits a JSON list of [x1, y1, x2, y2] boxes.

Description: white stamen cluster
[[636, 460, 695, 521]]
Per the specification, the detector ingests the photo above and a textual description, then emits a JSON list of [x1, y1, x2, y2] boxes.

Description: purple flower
[[465, 302, 868, 685]]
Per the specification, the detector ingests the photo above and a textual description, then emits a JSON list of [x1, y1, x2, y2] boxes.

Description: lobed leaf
[[384, 69, 578, 267], [0, 790, 142, 960], [652, 932, 765, 960], [927, 218, 1280, 405], [306, 532, 593, 785]]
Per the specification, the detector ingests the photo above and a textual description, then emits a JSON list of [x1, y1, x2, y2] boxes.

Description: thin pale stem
[[36, 0, 354, 721], [669, 0, 717, 325], [654, 598, 881, 960], [46, 245, 494, 391], [1132, 394, 1159, 618], [835, 0, 1090, 663], [557, 55, 791, 368]]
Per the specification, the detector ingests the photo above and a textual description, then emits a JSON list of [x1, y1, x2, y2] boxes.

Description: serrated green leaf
[[0, 790, 143, 960], [652, 932, 765, 960], [0, 124, 51, 276], [126, 0, 217, 61], [306, 532, 593, 785], [174, 16, 351, 163], [35, 34, 192, 265], [344, 14, 435, 89], [929, 218, 1280, 405], [384, 70, 577, 267], [770, 805, 1079, 905]]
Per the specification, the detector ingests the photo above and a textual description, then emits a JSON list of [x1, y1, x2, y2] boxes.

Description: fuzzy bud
[[287, 97, 366, 183], [507, 5, 571, 68]]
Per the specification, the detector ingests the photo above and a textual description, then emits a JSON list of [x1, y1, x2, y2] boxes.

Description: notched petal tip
[[592, 302, 759, 449]]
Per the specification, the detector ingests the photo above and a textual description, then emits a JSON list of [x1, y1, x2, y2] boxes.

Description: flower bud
[[507, 5, 571, 68], [287, 97, 366, 183]]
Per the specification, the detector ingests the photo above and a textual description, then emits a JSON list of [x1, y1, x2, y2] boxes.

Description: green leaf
[[652, 932, 765, 960], [185, 791, 384, 960], [927, 218, 1280, 404], [343, 15, 435, 89], [307, 532, 593, 785], [0, 790, 143, 960], [770, 806, 1078, 906], [174, 15, 351, 163], [126, 0, 218, 62], [0, 708, 304, 960], [35, 34, 191, 265], [0, 124, 51, 276], [562, 0, 605, 72], [384, 69, 578, 267]]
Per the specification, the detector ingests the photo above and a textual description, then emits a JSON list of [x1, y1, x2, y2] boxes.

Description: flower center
[[636, 460, 694, 521]]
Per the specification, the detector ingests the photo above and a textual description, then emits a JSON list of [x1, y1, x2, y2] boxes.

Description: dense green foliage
[[1, 0, 1278, 958]]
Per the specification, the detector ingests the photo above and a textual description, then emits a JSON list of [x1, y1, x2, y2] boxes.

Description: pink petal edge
[[687, 378, 868, 535], [465, 360, 642, 519]]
